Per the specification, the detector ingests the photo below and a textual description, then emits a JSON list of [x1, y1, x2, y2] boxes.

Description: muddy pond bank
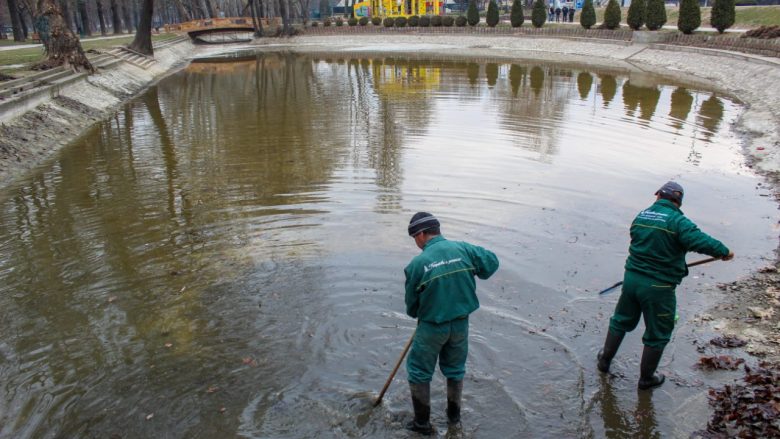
[[0, 35, 778, 438]]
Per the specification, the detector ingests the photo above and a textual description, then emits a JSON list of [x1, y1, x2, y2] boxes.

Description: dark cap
[[655, 181, 684, 205], [408, 212, 440, 236]]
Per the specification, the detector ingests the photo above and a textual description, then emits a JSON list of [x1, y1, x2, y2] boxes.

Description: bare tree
[[128, 0, 152, 54], [33, 0, 94, 71], [96, 0, 107, 34], [76, 0, 90, 34], [109, 0, 122, 32], [8, 0, 28, 40]]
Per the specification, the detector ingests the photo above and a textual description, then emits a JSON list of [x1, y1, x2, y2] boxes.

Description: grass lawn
[[0, 33, 178, 76]]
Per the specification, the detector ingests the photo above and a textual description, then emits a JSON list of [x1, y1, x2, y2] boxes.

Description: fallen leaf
[[219, 407, 226, 414], [748, 307, 775, 320], [206, 386, 219, 393], [164, 343, 173, 348], [146, 413, 154, 420], [108, 296, 117, 303], [710, 336, 748, 348], [697, 355, 745, 370]]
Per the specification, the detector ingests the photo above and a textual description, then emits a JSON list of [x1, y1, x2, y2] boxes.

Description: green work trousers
[[608, 270, 677, 350], [407, 317, 469, 384]]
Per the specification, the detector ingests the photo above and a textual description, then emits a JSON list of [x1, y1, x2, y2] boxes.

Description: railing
[[165, 17, 278, 33]]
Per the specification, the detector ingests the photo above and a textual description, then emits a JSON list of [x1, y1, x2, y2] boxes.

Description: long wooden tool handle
[[373, 328, 416, 407], [598, 256, 721, 295]]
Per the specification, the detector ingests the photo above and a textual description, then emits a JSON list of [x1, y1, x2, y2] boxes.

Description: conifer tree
[[510, 0, 524, 27], [532, 0, 547, 28], [710, 0, 735, 34], [580, 0, 596, 29], [627, 0, 645, 30], [603, 0, 621, 30], [678, 0, 701, 34], [467, 0, 480, 26], [487, 0, 499, 27], [645, 0, 667, 30]]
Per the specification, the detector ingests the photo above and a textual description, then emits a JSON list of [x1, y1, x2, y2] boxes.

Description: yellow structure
[[367, 0, 442, 18]]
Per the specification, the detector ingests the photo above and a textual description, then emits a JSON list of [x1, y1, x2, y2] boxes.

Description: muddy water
[[0, 52, 777, 438]]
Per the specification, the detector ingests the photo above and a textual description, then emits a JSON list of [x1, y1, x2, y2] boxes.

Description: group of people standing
[[549, 4, 576, 22], [400, 181, 733, 435]]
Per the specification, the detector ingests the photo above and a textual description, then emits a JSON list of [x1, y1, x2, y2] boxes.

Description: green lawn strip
[[579, 5, 778, 29]]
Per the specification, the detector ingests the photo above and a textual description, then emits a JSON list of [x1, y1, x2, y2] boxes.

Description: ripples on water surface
[[0, 52, 777, 438]]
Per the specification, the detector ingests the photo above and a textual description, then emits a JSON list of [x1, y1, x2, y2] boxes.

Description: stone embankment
[[0, 38, 195, 187]]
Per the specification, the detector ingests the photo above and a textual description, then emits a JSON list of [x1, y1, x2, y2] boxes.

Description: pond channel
[[0, 51, 777, 438]]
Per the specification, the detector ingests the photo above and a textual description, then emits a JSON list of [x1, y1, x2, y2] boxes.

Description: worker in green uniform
[[404, 212, 499, 435], [597, 181, 734, 389]]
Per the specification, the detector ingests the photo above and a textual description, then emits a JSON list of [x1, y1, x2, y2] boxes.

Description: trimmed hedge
[[324, 18, 332, 26], [420, 15, 431, 26], [455, 15, 467, 26], [442, 15, 455, 26], [383, 17, 394, 27], [431, 15, 443, 26], [371, 16, 381, 25], [408, 15, 420, 26], [311, 21, 320, 27], [395, 16, 407, 27], [359, 16, 369, 25], [335, 17, 344, 26], [348, 17, 358, 26]]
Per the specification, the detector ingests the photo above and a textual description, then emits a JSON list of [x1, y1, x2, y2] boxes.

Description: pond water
[[0, 51, 777, 438]]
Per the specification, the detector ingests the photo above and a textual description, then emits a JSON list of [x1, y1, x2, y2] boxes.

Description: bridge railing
[[165, 17, 279, 33]]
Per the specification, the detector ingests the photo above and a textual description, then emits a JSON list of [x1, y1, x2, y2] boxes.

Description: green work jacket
[[625, 199, 730, 285], [404, 235, 499, 324]]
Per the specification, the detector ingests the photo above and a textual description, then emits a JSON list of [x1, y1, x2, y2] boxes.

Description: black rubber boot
[[638, 346, 666, 390], [446, 379, 463, 425], [597, 330, 625, 373], [406, 382, 433, 435]]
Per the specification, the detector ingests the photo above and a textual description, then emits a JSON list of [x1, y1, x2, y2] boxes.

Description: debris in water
[[146, 413, 154, 420], [206, 386, 219, 393], [219, 407, 226, 414], [748, 306, 775, 320], [710, 336, 748, 348], [108, 296, 117, 303], [697, 355, 745, 370], [693, 362, 780, 438], [164, 343, 173, 348], [758, 265, 778, 273]]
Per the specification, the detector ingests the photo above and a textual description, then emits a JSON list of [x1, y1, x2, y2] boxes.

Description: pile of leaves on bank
[[742, 25, 780, 39], [694, 362, 780, 438]]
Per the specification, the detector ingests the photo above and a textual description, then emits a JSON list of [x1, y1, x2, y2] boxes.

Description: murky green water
[[0, 51, 777, 438]]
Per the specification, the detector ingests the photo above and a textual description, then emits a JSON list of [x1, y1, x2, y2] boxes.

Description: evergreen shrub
[[580, 0, 596, 29], [336, 17, 344, 26], [531, 0, 546, 28], [442, 16, 455, 26], [383, 17, 394, 27], [603, 0, 621, 30], [645, 0, 666, 30], [372, 16, 381, 25], [467, 0, 480, 26], [348, 17, 358, 25], [486, 0, 499, 27], [395, 16, 407, 27], [324, 18, 332, 26], [420, 15, 431, 26], [455, 15, 467, 26], [408, 15, 420, 26], [678, 0, 701, 34], [432, 15, 443, 26], [510, 0, 524, 27], [710, 0, 735, 33], [359, 17, 369, 25], [627, 0, 645, 30]]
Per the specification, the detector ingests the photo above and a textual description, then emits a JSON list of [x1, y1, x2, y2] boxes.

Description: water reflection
[[593, 377, 661, 438], [0, 52, 771, 438]]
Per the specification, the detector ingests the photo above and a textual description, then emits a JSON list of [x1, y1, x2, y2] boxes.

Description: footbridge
[[167, 18, 275, 40]]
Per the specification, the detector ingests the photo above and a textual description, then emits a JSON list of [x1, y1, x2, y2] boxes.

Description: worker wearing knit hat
[[402, 212, 499, 435]]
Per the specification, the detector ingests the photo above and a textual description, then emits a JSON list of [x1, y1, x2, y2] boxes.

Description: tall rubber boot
[[446, 379, 463, 425], [637, 346, 666, 390], [406, 382, 433, 435], [597, 330, 625, 373]]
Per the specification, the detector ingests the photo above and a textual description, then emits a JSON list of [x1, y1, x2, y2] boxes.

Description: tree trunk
[[278, 0, 289, 35], [251, 0, 262, 35], [33, 0, 94, 71], [8, 0, 27, 41], [96, 0, 107, 34], [77, 0, 91, 35], [19, 9, 30, 38], [110, 0, 123, 32], [122, 0, 134, 31], [202, 0, 216, 17], [128, 0, 153, 55], [172, 0, 190, 21]]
